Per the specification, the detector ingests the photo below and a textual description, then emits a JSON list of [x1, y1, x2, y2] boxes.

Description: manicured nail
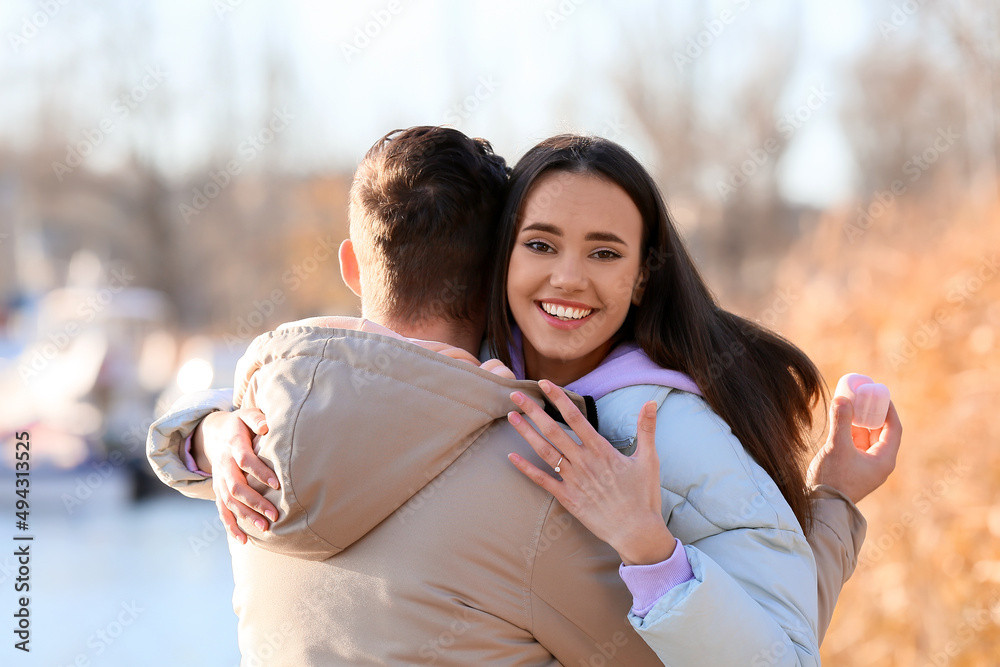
[[265, 510, 277, 522], [268, 478, 279, 490], [510, 391, 525, 405], [508, 411, 522, 425], [254, 519, 267, 531], [644, 401, 657, 417], [539, 380, 552, 393]]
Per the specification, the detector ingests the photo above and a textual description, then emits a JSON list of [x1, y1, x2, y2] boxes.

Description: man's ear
[[339, 239, 363, 298]]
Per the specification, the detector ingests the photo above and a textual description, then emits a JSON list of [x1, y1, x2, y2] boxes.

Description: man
[[148, 127, 899, 664]]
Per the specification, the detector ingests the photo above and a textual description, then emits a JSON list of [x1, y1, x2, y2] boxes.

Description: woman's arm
[[146, 387, 236, 500], [146, 390, 279, 543], [508, 381, 820, 667], [807, 396, 901, 641], [191, 408, 278, 544]]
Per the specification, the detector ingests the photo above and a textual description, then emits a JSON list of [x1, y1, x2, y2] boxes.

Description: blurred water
[[0, 469, 240, 666]]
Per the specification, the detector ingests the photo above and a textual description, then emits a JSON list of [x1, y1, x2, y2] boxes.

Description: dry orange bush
[[772, 190, 1000, 666]]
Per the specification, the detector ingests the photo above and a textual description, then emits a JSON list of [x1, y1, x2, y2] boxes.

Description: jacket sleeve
[[809, 484, 867, 643], [146, 388, 234, 500], [626, 391, 820, 667]]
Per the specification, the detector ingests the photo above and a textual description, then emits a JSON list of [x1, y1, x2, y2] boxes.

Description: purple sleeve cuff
[[183, 434, 211, 477], [618, 539, 694, 618]]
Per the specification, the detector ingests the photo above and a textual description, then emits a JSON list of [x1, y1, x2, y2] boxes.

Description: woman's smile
[[536, 299, 595, 328]]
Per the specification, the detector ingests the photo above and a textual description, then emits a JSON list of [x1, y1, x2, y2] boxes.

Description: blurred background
[[0, 0, 997, 664]]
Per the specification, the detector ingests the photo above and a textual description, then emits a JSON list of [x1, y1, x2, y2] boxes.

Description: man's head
[[341, 126, 509, 336]]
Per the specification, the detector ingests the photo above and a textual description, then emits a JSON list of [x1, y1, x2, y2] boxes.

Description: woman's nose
[[549, 257, 587, 292]]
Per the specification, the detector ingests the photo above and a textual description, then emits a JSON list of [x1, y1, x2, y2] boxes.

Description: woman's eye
[[592, 249, 621, 260], [525, 240, 554, 253]]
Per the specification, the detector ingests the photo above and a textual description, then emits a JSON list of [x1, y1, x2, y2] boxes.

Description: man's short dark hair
[[349, 126, 509, 326]]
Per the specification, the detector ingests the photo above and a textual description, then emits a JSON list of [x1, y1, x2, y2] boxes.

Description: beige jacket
[[209, 325, 662, 665]]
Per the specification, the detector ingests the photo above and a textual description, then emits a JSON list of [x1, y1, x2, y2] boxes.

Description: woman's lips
[[535, 300, 597, 330]]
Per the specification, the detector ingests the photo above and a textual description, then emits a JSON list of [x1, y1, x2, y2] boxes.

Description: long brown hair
[[487, 135, 825, 531]]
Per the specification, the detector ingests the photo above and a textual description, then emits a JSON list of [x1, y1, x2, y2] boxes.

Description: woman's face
[[507, 170, 645, 384]]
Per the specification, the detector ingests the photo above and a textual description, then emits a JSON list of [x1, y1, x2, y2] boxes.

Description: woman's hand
[[507, 380, 676, 566], [408, 339, 516, 379], [808, 396, 902, 504], [194, 409, 280, 544]]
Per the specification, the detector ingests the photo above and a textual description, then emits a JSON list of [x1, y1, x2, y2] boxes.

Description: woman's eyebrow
[[585, 231, 627, 245], [521, 222, 561, 236], [521, 223, 628, 245]]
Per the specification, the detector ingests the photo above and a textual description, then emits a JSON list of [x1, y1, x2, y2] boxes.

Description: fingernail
[[265, 510, 277, 522], [508, 411, 522, 425], [510, 391, 524, 405], [254, 519, 267, 531], [268, 478, 279, 490], [644, 401, 657, 417], [539, 380, 552, 393]]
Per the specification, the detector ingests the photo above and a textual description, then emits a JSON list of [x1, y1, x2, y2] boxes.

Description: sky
[[0, 0, 886, 207]]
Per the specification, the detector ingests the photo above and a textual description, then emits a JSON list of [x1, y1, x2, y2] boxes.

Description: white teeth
[[541, 302, 592, 320]]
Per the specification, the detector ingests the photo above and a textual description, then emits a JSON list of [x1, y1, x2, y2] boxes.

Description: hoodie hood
[[233, 324, 575, 561]]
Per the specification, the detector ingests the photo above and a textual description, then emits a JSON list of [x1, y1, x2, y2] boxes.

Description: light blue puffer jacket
[[594, 383, 819, 666]]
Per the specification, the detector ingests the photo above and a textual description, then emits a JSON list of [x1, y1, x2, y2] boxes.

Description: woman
[[487, 134, 827, 665]]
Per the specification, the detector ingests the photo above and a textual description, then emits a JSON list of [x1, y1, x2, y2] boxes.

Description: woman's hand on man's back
[[194, 408, 280, 545]]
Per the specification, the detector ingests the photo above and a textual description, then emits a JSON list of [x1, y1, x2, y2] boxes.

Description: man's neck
[[372, 316, 483, 357]]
